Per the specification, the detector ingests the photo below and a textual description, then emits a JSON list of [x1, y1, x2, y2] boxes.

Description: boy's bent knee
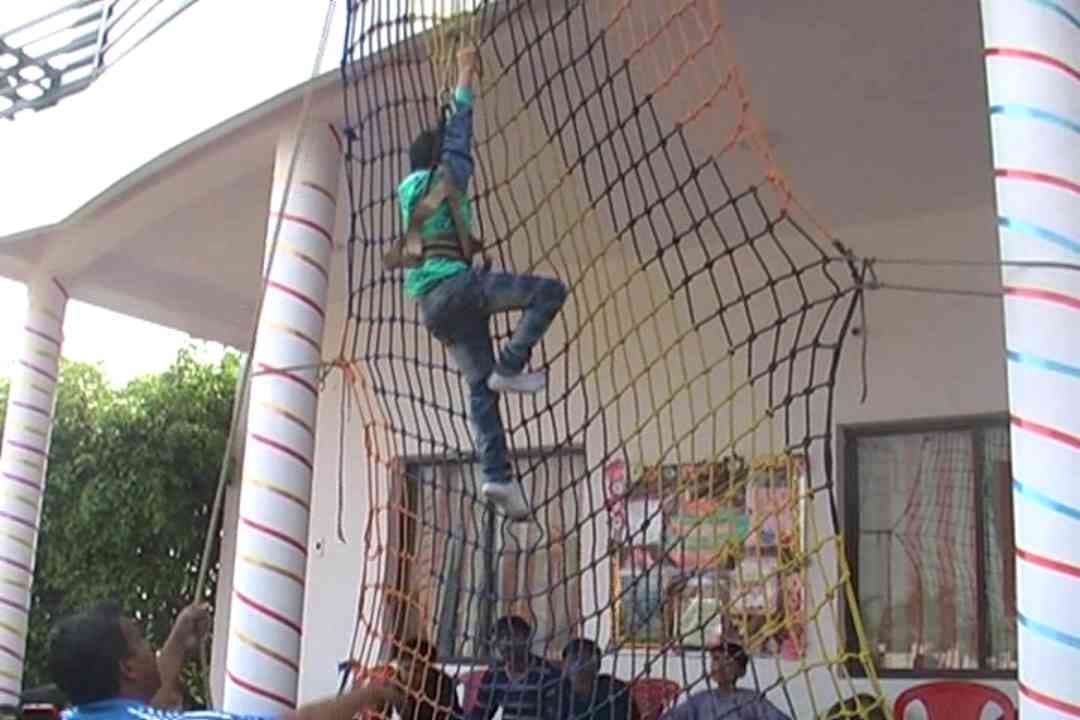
[[541, 278, 568, 309]]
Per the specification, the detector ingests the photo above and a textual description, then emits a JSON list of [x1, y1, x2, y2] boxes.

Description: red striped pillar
[[223, 122, 342, 713], [0, 278, 67, 702], [981, 1, 1079, 717]]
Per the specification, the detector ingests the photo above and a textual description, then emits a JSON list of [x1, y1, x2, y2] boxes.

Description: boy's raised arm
[[441, 45, 482, 189]]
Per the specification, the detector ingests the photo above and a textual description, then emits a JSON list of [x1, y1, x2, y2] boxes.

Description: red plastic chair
[[894, 682, 1016, 720], [458, 668, 489, 714], [21, 705, 60, 720], [630, 678, 681, 720]]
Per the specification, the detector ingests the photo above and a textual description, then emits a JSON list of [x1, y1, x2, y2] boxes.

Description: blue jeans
[[418, 269, 568, 486]]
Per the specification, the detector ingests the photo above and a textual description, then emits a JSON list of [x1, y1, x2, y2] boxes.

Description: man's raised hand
[[171, 602, 211, 654]]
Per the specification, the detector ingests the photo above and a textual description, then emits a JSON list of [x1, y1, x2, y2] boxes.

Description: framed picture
[[613, 546, 680, 645], [673, 569, 729, 647], [607, 454, 806, 656], [746, 458, 800, 549]]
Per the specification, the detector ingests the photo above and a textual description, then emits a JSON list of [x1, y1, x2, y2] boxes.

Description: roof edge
[[0, 68, 341, 248]]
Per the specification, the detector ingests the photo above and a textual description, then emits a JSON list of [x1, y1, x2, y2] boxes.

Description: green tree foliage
[[0, 348, 239, 692]]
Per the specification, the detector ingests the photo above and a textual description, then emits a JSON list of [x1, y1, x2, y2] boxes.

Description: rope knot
[[331, 356, 357, 385], [862, 258, 881, 290]]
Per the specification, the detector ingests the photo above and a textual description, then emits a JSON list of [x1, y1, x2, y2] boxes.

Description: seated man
[[659, 641, 789, 720], [469, 616, 562, 720], [552, 639, 640, 720], [389, 44, 568, 521], [391, 637, 463, 720], [49, 600, 400, 720]]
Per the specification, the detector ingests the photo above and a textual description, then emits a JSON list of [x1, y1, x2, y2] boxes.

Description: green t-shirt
[[403, 256, 468, 298], [400, 87, 474, 298]]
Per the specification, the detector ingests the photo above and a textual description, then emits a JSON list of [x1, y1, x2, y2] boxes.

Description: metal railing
[[0, 0, 201, 121]]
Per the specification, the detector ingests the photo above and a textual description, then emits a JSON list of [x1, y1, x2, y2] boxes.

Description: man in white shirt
[[659, 641, 789, 720]]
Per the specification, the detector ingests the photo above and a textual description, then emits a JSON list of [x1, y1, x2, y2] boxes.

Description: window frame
[[390, 444, 586, 665], [839, 412, 1016, 679]]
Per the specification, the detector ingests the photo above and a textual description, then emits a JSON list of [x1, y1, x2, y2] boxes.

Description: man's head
[[562, 638, 601, 683], [492, 615, 532, 668], [708, 640, 749, 688], [392, 637, 437, 689], [409, 129, 441, 172], [48, 602, 161, 705]]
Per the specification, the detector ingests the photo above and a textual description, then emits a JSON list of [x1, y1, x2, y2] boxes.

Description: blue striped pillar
[[982, 0, 1079, 716]]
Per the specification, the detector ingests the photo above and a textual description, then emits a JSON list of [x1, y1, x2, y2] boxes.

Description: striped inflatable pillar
[[223, 122, 342, 713], [981, 1, 1079, 716], [0, 278, 66, 703]]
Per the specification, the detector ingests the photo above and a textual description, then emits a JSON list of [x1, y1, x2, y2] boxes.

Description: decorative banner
[[607, 455, 806, 658]]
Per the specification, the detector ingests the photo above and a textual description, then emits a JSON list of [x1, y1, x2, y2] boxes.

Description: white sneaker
[[487, 369, 546, 394], [482, 482, 532, 521]]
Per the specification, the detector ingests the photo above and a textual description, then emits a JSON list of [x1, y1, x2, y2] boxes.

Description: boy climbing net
[[385, 45, 568, 521]]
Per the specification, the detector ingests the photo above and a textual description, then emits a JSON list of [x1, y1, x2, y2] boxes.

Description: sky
[[0, 1, 353, 385]]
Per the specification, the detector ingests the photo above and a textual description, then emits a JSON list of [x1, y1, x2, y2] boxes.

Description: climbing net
[[341, 1, 887, 718]]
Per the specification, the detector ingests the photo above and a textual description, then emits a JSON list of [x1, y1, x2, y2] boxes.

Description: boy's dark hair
[[48, 601, 130, 705], [409, 129, 442, 172], [492, 615, 531, 639], [710, 640, 749, 670], [393, 637, 438, 663], [562, 638, 600, 660]]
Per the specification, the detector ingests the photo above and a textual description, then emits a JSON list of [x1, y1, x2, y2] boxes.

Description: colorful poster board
[[608, 455, 806, 658]]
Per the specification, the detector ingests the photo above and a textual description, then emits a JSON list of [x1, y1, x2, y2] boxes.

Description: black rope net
[[341, 1, 887, 718]]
